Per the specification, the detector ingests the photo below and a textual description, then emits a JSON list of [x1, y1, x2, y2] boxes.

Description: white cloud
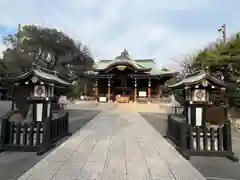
[[0, 0, 236, 68]]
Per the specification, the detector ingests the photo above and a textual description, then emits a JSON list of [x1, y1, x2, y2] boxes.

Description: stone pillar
[[148, 79, 151, 103], [95, 80, 99, 102], [107, 78, 111, 102], [134, 78, 137, 103]]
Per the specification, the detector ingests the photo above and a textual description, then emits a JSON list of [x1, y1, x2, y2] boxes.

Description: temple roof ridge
[[90, 51, 178, 77], [115, 48, 131, 60]]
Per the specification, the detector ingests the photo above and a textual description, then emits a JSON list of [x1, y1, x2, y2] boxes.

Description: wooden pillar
[[148, 79, 151, 103], [107, 78, 111, 102], [158, 84, 162, 98], [134, 78, 137, 103], [95, 80, 99, 102]]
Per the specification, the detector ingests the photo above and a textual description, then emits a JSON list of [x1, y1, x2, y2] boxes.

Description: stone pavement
[[67, 102, 170, 113], [18, 111, 206, 180], [113, 103, 169, 113]]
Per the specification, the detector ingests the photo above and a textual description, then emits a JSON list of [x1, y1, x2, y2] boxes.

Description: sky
[[0, 0, 239, 69]]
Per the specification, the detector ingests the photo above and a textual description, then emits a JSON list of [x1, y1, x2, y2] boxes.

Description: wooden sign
[[99, 97, 107, 102], [205, 106, 226, 125], [139, 91, 146, 97]]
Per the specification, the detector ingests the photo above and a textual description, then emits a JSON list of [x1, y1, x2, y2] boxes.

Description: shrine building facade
[[85, 49, 177, 103]]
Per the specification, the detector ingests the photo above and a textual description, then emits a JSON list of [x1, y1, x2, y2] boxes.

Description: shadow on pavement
[[0, 108, 99, 180], [68, 109, 100, 134], [140, 112, 167, 136], [141, 112, 240, 180]]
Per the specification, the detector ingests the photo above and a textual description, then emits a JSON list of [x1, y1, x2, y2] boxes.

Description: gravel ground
[[141, 112, 240, 180]]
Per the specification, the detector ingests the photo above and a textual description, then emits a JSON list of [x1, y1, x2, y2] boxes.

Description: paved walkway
[[67, 102, 171, 113], [18, 112, 206, 180]]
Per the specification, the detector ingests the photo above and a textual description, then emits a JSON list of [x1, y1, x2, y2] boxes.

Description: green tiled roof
[[93, 49, 153, 71], [4, 68, 71, 87], [87, 62, 177, 76], [88, 49, 177, 77], [135, 59, 155, 69], [149, 68, 177, 76], [33, 69, 71, 86], [94, 59, 151, 70], [169, 70, 227, 89]]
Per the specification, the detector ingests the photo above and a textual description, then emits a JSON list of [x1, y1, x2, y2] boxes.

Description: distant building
[[85, 49, 177, 103]]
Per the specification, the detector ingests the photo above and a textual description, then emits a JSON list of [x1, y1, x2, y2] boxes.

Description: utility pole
[[16, 24, 21, 52], [218, 24, 226, 43]]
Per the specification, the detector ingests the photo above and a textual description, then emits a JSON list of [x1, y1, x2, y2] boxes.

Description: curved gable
[[169, 70, 228, 89], [95, 59, 152, 72]]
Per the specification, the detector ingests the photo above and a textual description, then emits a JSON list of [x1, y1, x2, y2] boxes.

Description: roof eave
[[168, 85, 184, 90], [95, 60, 152, 72], [207, 76, 228, 87], [3, 70, 71, 87], [169, 77, 228, 90], [150, 71, 178, 76], [95, 67, 152, 72], [95, 68, 152, 72], [36, 76, 71, 87], [2, 71, 33, 82]]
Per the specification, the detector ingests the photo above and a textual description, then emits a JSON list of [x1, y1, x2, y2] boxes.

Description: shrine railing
[[169, 106, 184, 115], [167, 114, 238, 162], [0, 112, 70, 155]]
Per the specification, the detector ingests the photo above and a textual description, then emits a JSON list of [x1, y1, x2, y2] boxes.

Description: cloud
[[0, 0, 239, 68]]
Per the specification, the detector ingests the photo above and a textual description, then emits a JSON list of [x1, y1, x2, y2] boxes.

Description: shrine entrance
[[112, 74, 134, 103]]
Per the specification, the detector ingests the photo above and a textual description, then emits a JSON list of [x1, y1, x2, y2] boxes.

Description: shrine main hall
[[85, 49, 177, 103]]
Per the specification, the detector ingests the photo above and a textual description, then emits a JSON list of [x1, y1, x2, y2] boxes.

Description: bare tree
[[178, 54, 197, 79]]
